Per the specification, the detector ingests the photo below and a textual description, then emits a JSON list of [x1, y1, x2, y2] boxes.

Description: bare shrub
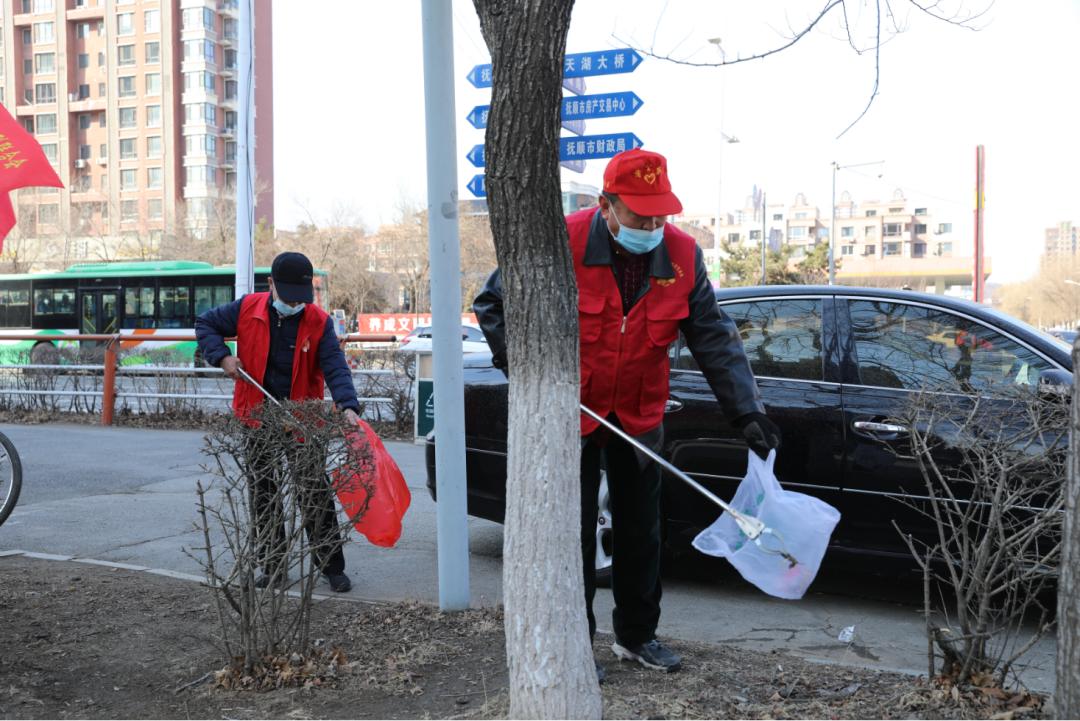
[[891, 383, 1065, 688], [191, 400, 373, 675]]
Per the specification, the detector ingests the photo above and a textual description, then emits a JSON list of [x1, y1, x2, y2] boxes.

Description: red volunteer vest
[[571, 208, 696, 437], [232, 293, 329, 421]]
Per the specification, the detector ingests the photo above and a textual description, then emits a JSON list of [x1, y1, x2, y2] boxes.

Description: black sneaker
[[324, 572, 352, 593], [612, 638, 682, 672], [595, 661, 606, 685], [253, 572, 286, 589]]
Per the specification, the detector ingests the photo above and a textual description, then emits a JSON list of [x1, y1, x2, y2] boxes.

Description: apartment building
[[1045, 221, 1077, 258], [0, 0, 272, 261]]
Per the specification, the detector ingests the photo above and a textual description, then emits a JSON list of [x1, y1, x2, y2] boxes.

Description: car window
[[464, 326, 486, 342], [848, 300, 1051, 393], [675, 298, 824, 381]]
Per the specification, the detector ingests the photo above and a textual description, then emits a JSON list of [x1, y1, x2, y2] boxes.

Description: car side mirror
[[1038, 368, 1073, 398]]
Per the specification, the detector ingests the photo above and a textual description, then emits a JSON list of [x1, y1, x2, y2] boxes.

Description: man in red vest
[[195, 252, 361, 593], [474, 149, 781, 680]]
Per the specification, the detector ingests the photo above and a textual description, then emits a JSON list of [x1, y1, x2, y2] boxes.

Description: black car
[[425, 286, 1072, 573]]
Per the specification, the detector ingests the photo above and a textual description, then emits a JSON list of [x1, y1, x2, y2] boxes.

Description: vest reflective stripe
[[569, 208, 695, 437], [231, 292, 329, 421]]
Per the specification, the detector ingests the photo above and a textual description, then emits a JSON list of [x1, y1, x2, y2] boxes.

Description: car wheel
[[595, 471, 614, 587]]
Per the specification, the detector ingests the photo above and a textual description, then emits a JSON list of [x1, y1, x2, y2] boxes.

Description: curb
[[0, 549, 387, 606]]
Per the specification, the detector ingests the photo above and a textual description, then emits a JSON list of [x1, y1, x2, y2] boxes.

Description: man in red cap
[[474, 148, 780, 680]]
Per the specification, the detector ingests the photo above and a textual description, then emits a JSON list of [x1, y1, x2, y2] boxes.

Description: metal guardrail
[[0, 331, 401, 425]]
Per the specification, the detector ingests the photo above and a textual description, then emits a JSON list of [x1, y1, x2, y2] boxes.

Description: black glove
[[735, 412, 781, 460]]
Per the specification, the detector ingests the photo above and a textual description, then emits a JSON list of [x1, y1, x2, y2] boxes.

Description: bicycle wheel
[[0, 430, 23, 527]]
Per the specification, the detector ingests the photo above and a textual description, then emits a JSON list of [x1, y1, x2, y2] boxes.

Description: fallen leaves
[[212, 647, 350, 692]]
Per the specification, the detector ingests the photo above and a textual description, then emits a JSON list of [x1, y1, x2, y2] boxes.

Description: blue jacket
[[195, 296, 359, 413]]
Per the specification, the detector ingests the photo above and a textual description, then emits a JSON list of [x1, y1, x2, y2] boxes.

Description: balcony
[[67, 95, 104, 113], [67, 4, 105, 20], [218, 0, 239, 15], [220, 124, 236, 138]]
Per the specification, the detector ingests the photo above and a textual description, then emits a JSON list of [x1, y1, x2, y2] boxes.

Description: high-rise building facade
[[1045, 221, 1077, 258], [0, 0, 272, 261]]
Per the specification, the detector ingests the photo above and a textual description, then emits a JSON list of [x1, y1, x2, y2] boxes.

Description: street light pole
[[829, 160, 885, 287], [708, 37, 726, 250]]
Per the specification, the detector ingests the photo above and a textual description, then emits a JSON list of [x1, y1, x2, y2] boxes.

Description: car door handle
[[853, 420, 908, 434], [664, 399, 684, 413]]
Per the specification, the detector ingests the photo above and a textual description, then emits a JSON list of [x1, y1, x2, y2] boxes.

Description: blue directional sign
[[562, 76, 586, 95], [466, 106, 489, 130], [562, 119, 586, 136], [563, 91, 642, 121], [466, 144, 485, 168], [467, 174, 486, 198], [561, 160, 586, 173], [467, 134, 642, 169], [466, 48, 642, 88], [560, 132, 642, 161]]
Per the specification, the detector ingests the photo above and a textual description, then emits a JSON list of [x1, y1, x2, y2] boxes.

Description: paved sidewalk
[[0, 422, 1058, 692]]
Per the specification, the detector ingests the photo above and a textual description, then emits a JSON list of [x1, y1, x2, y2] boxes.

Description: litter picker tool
[[580, 403, 798, 567]]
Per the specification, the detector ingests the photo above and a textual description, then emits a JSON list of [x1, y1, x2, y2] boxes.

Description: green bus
[[0, 260, 330, 364]]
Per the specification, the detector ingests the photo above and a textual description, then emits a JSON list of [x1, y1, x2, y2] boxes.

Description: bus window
[[195, 285, 233, 316], [34, 288, 76, 316], [0, 285, 31, 328], [158, 284, 191, 328], [123, 286, 156, 329]]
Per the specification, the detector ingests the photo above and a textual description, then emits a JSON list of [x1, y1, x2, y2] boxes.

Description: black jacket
[[473, 212, 763, 423]]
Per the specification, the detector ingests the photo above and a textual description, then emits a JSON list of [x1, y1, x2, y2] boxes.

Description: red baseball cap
[[602, 148, 683, 217]]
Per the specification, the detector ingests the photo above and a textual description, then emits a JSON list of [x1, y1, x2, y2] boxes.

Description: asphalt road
[[0, 422, 1056, 693]]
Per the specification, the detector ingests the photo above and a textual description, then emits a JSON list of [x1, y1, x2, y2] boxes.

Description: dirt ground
[[0, 555, 1049, 720]]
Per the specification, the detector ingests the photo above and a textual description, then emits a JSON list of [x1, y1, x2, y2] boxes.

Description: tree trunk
[[1057, 341, 1080, 715], [472, 1, 601, 718]]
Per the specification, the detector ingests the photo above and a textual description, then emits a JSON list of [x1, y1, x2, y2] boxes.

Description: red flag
[[331, 420, 412, 547], [0, 104, 64, 251]]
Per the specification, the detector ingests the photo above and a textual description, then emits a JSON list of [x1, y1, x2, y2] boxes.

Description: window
[[841, 226, 853, 238], [32, 0, 54, 11], [117, 13, 134, 36], [34, 82, 55, 103], [727, 233, 739, 243], [120, 168, 137, 190], [914, 223, 927, 235], [749, 230, 761, 240], [883, 223, 903, 237], [147, 166, 162, 188], [119, 106, 136, 128], [203, 39, 216, 63], [223, 17, 237, 39], [937, 223, 953, 234], [224, 110, 237, 131], [97, 51, 105, 67], [866, 209, 877, 217], [20, 118, 34, 134], [789, 227, 807, 239], [863, 244, 876, 256], [38, 203, 58, 225], [914, 208, 927, 216], [938, 242, 953, 256], [184, 71, 215, 92], [76, 83, 89, 99], [145, 72, 160, 95], [77, 143, 90, 159], [77, 53, 89, 69], [145, 41, 160, 64], [40, 142, 56, 162], [123, 286, 155, 329], [23, 58, 32, 75], [849, 300, 1051, 394], [194, 286, 233, 316], [117, 44, 135, 66], [33, 52, 54, 74], [794, 212, 807, 219], [888, 207, 904, 214], [97, 81, 105, 97], [144, 9, 160, 33], [147, 198, 163, 220], [98, 142, 107, 159], [224, 48, 237, 70], [118, 75, 136, 97], [33, 287, 75, 317], [224, 80, 237, 100], [157, 285, 191, 328], [33, 22, 54, 43], [681, 299, 824, 381], [185, 165, 215, 186], [35, 113, 56, 133], [841, 244, 855, 256], [72, 174, 91, 192], [119, 137, 137, 159], [146, 135, 161, 158], [145, 104, 161, 127], [883, 242, 901, 256], [912, 242, 927, 258], [121, 199, 137, 221], [22, 29, 32, 46], [98, 112, 105, 128]]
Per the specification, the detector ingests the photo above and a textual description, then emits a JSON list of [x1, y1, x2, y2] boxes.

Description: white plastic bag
[[692, 449, 840, 600]]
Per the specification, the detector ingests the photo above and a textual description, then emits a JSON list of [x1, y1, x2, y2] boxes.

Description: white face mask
[[273, 298, 305, 316]]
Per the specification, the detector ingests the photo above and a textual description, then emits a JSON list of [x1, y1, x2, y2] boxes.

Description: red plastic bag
[[332, 420, 411, 547]]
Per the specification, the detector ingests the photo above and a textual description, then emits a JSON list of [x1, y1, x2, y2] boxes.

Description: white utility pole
[[234, 0, 255, 298], [420, 0, 469, 611]]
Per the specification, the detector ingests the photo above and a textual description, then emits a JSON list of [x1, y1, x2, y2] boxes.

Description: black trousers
[[244, 433, 346, 576], [580, 417, 663, 647]]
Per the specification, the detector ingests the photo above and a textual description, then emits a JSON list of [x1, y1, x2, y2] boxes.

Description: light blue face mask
[[609, 205, 664, 254], [272, 298, 305, 317]]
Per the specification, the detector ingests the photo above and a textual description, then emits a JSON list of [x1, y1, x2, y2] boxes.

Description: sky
[[271, 0, 1080, 285]]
